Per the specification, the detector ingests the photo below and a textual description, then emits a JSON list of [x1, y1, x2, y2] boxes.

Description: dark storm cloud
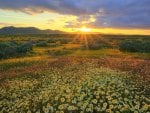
[[0, 0, 150, 28], [0, 0, 89, 15]]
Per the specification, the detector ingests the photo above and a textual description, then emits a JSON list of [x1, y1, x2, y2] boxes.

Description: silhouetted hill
[[0, 26, 65, 35]]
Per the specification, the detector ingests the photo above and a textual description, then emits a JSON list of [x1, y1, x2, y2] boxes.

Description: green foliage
[[17, 42, 33, 53], [88, 42, 112, 50], [48, 41, 61, 47], [82, 38, 112, 50], [47, 38, 56, 43], [59, 38, 70, 44], [47, 38, 71, 44], [35, 41, 48, 47], [0, 60, 37, 71], [142, 41, 150, 52], [49, 43, 59, 47], [0, 41, 33, 59], [119, 41, 150, 53]]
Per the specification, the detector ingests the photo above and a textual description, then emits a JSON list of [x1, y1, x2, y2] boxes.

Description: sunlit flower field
[[0, 61, 149, 113]]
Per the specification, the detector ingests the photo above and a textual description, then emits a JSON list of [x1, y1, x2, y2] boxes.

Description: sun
[[80, 26, 91, 33]]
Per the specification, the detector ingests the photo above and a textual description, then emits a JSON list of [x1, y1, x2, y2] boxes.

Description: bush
[[119, 41, 150, 53], [48, 41, 61, 47], [59, 38, 70, 44], [0, 41, 33, 59], [88, 42, 111, 50], [82, 38, 112, 50], [17, 42, 33, 53], [142, 42, 150, 52], [47, 38, 70, 44], [47, 39, 57, 43], [36, 41, 48, 47]]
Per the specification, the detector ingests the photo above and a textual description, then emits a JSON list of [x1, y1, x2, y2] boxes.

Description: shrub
[[17, 42, 33, 53], [59, 38, 70, 44], [88, 42, 111, 50], [48, 41, 61, 47], [142, 42, 150, 52], [0, 41, 33, 59], [47, 38, 70, 44], [36, 41, 48, 47], [119, 41, 150, 53], [47, 38, 57, 43], [82, 38, 112, 50]]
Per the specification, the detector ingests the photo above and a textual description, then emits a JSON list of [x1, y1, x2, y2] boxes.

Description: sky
[[0, 0, 150, 35]]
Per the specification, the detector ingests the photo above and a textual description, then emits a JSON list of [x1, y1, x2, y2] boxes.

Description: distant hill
[[0, 26, 65, 35]]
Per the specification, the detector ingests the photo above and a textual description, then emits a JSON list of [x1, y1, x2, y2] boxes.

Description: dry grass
[[1, 56, 149, 82]]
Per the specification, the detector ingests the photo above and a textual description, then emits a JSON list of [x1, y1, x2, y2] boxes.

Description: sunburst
[[80, 26, 91, 33]]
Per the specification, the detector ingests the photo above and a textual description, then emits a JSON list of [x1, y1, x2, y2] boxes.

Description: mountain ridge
[[0, 26, 66, 35]]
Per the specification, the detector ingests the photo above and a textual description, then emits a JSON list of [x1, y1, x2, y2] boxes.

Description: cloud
[[0, 0, 88, 15], [0, 22, 23, 26], [65, 15, 96, 28], [0, 0, 150, 28]]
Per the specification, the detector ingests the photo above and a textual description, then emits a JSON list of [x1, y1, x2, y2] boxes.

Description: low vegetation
[[0, 61, 149, 113], [47, 49, 72, 56], [119, 41, 150, 53], [0, 41, 33, 59], [0, 34, 149, 113], [35, 41, 48, 47], [87, 38, 112, 50]]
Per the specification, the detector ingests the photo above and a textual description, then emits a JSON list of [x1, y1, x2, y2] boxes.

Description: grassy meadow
[[0, 34, 150, 113]]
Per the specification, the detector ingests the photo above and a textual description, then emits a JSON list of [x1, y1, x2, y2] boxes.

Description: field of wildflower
[[0, 58, 149, 113], [0, 34, 150, 113]]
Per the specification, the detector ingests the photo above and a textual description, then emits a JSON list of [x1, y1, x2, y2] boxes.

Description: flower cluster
[[0, 63, 149, 113]]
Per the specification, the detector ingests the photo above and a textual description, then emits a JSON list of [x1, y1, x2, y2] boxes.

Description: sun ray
[[80, 26, 91, 33]]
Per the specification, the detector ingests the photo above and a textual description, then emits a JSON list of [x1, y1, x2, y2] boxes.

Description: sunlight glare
[[80, 26, 91, 32]]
